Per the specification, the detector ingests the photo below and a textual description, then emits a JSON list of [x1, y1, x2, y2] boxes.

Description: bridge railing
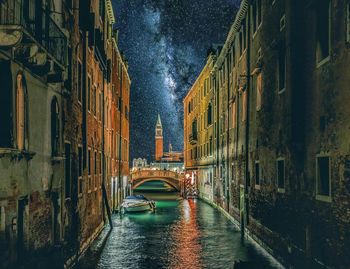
[[130, 169, 182, 181]]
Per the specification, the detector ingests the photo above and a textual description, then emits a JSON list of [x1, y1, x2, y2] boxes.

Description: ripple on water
[[76, 193, 283, 269]]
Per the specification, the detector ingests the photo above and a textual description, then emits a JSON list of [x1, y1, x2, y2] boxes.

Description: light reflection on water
[[76, 182, 282, 269]]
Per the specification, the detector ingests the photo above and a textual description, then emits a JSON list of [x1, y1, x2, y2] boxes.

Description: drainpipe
[[226, 55, 231, 212], [117, 67, 123, 212], [215, 71, 220, 203], [243, 0, 252, 239]]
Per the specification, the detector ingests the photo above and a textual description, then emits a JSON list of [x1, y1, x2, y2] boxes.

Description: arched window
[[51, 97, 60, 156], [16, 73, 26, 150]]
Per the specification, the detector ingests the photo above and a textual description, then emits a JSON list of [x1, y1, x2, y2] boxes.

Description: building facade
[[0, 0, 130, 268], [184, 0, 350, 268]]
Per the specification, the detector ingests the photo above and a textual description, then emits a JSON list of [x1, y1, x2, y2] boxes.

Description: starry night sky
[[113, 0, 240, 162]]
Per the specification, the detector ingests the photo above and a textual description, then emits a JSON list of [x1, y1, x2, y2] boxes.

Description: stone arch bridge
[[130, 169, 183, 191]]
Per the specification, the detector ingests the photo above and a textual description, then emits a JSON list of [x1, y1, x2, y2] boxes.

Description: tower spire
[[156, 114, 162, 127]]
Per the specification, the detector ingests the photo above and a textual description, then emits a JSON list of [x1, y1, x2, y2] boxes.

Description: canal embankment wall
[[199, 194, 286, 269]]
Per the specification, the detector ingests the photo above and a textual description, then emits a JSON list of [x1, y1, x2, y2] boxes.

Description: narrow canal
[[76, 181, 283, 269]]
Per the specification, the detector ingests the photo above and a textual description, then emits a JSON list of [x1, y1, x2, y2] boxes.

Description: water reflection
[[76, 182, 282, 269], [168, 199, 202, 269]]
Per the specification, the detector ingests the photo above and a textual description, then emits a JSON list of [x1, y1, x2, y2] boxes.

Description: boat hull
[[123, 204, 152, 212]]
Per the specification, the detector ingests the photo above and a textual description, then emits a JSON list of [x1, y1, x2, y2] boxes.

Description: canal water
[[76, 181, 283, 269]]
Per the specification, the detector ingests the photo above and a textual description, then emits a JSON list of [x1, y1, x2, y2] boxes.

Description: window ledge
[[0, 148, 36, 160], [278, 88, 286, 95], [277, 188, 285, 193], [316, 56, 330, 69], [52, 155, 65, 163], [316, 194, 332, 203]]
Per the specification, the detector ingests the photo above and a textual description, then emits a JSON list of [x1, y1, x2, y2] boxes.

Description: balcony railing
[[0, 0, 67, 67]]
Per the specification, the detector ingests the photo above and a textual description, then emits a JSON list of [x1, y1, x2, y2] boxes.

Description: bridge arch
[[132, 178, 180, 191], [130, 169, 183, 192]]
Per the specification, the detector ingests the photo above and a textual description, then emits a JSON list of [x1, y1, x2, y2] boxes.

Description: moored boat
[[121, 195, 156, 213]]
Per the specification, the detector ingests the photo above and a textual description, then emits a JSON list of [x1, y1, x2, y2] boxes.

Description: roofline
[[183, 54, 216, 103], [112, 38, 131, 84], [106, 0, 115, 24], [213, 0, 248, 70]]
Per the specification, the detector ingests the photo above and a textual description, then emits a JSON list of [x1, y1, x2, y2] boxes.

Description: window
[[253, 0, 262, 34], [209, 137, 213, 156], [316, 156, 331, 200], [51, 98, 60, 156], [242, 91, 247, 122], [125, 106, 129, 120], [276, 158, 285, 191], [280, 14, 286, 32], [316, 0, 331, 65], [78, 146, 83, 177], [99, 92, 103, 121], [94, 151, 97, 189], [65, 143, 71, 198], [191, 119, 197, 139], [232, 101, 236, 128], [0, 61, 12, 148], [16, 73, 26, 150], [278, 47, 286, 93], [255, 161, 261, 187], [240, 18, 247, 54], [99, 0, 105, 19], [87, 76, 91, 111], [88, 149, 91, 176], [100, 152, 103, 174], [207, 103, 212, 126], [93, 87, 97, 116], [94, 151, 97, 175], [347, 3, 350, 43], [77, 61, 82, 103], [256, 73, 262, 111], [0, 206, 5, 232]]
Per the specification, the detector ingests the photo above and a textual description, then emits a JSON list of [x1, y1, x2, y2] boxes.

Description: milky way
[[113, 0, 240, 161]]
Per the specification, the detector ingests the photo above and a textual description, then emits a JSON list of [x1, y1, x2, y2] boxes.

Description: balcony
[[189, 132, 198, 145], [0, 0, 67, 76]]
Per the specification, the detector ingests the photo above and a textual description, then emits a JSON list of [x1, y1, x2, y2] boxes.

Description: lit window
[[316, 156, 331, 200], [276, 158, 285, 191], [316, 0, 331, 65]]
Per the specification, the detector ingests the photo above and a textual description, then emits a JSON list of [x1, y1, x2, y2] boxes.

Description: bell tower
[[155, 114, 163, 161]]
